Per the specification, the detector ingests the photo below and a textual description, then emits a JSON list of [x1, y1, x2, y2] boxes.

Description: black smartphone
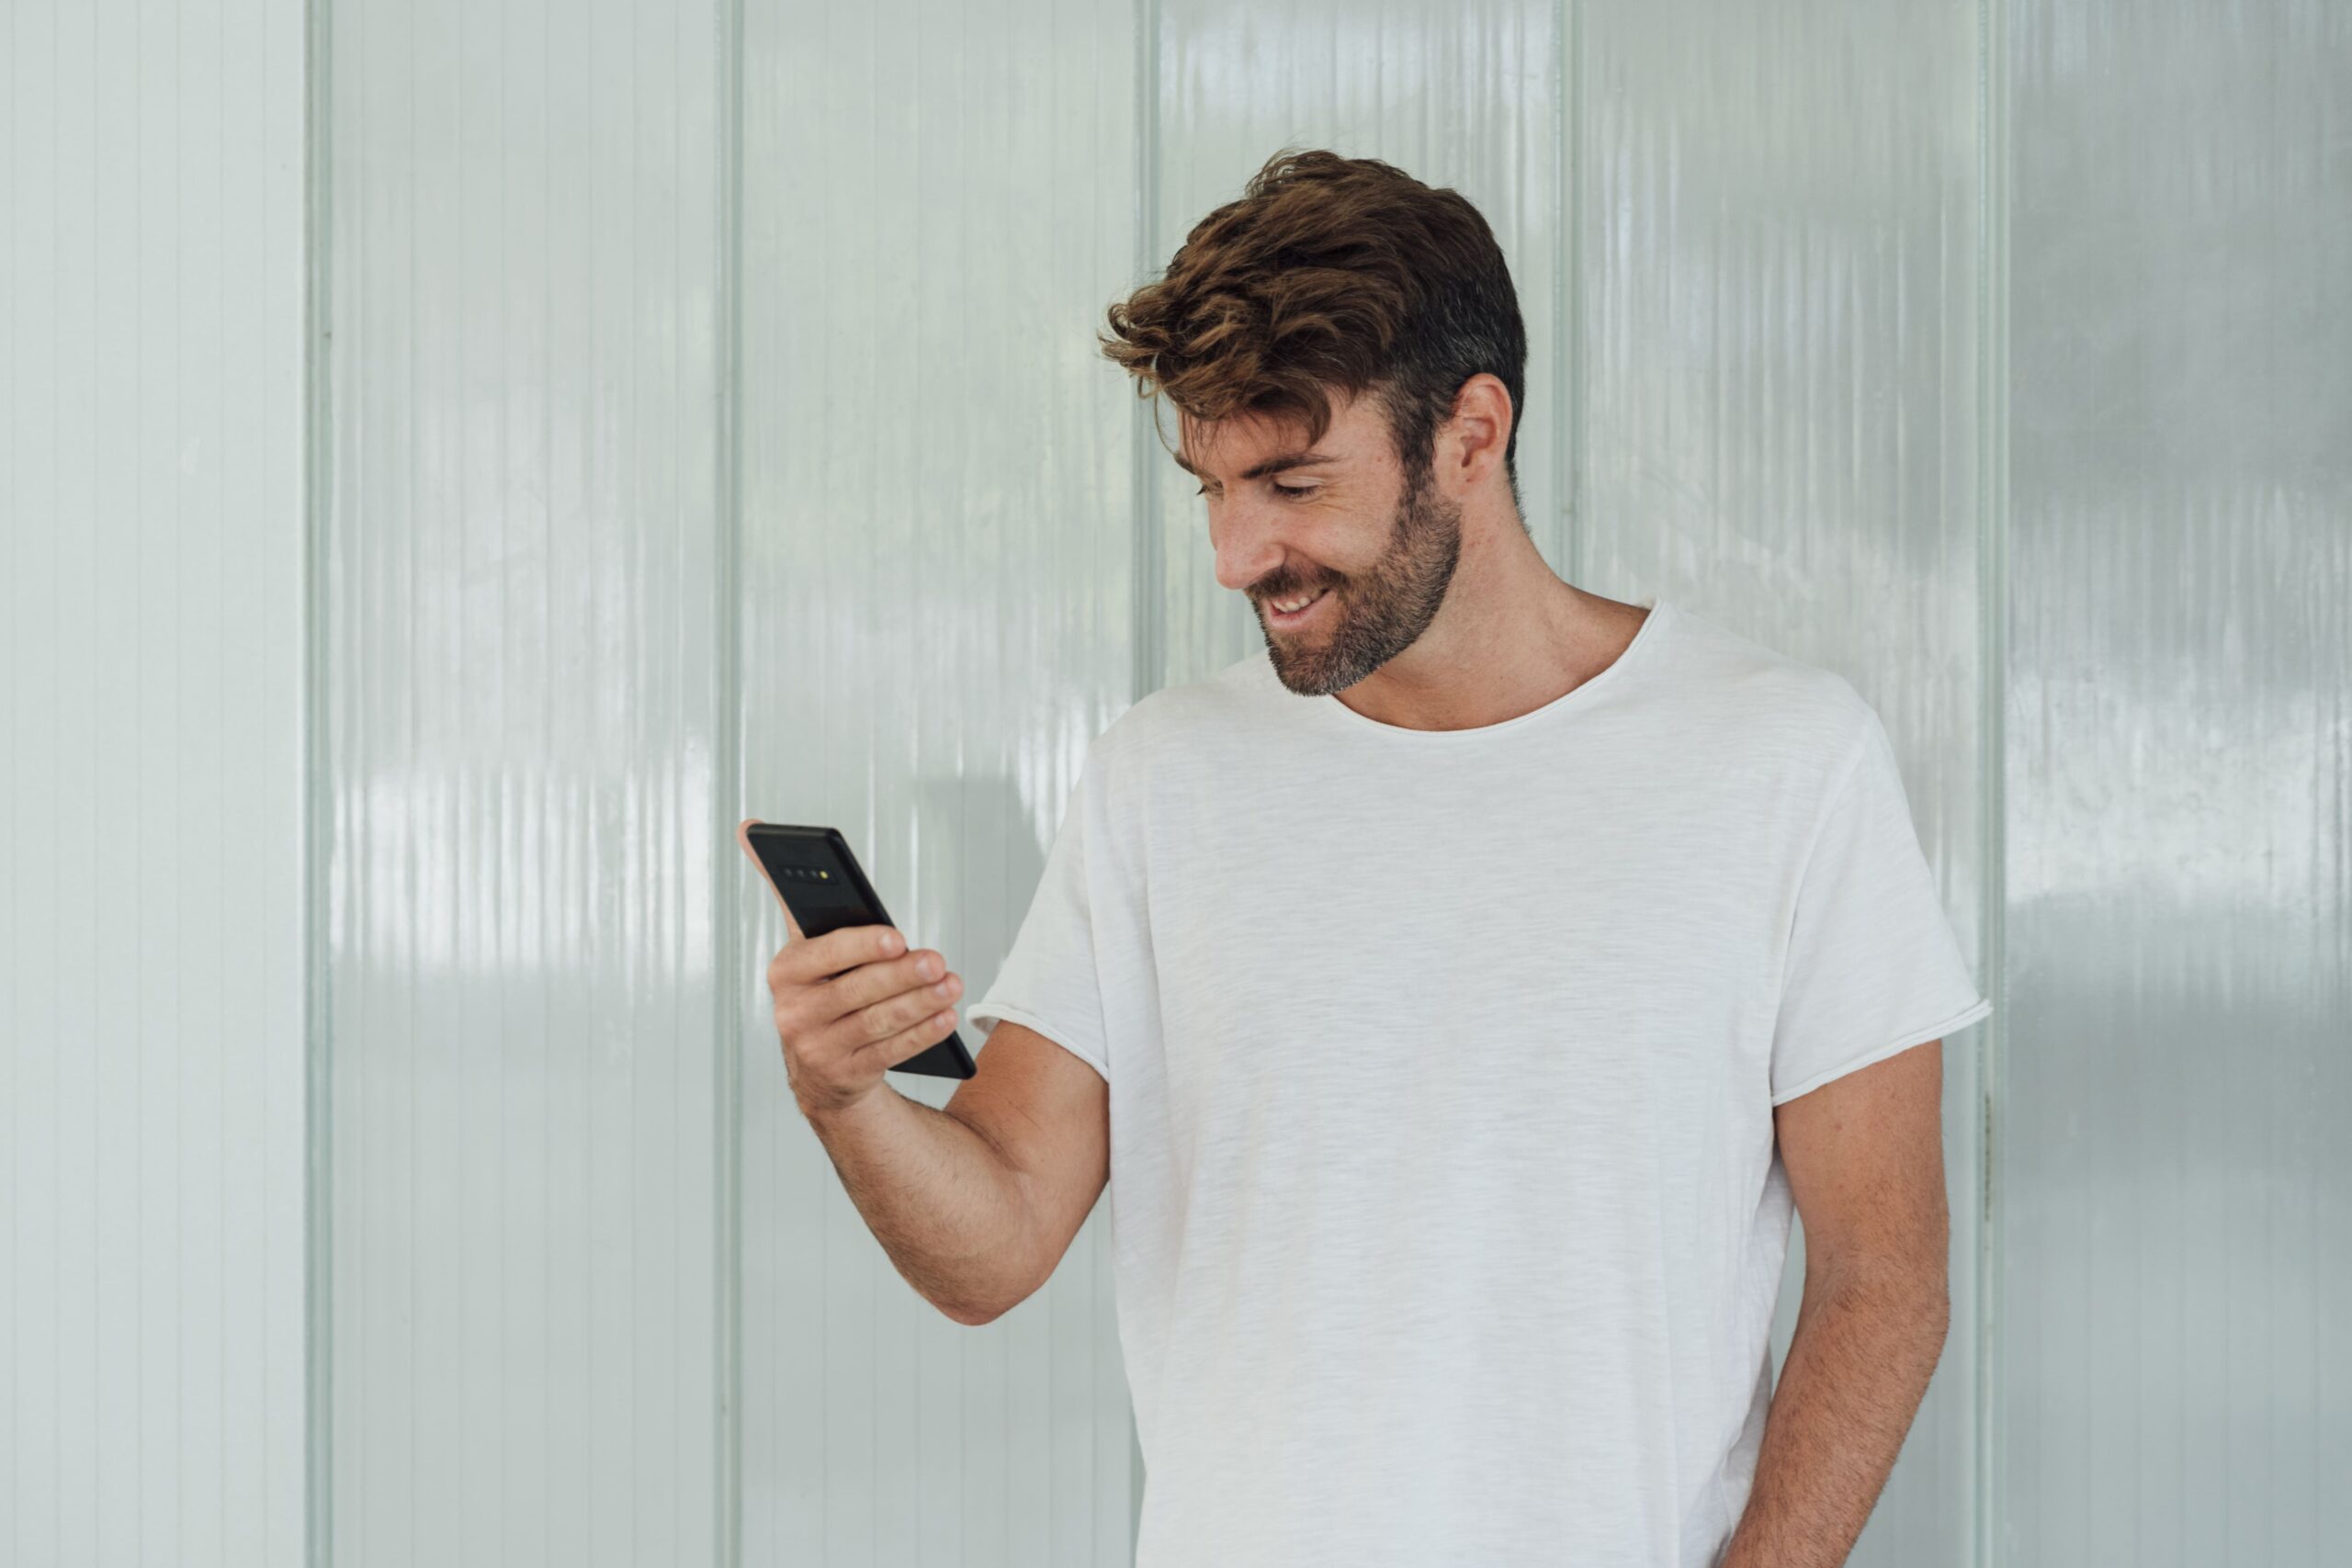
[[742, 822, 976, 1079]]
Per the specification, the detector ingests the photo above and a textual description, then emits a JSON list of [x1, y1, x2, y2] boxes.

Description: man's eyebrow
[[1171, 447, 1340, 481]]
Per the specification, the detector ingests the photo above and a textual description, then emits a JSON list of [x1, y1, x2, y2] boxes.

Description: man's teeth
[[1273, 588, 1325, 614]]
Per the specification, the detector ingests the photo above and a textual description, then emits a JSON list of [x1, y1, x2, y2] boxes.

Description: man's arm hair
[[802, 1083, 1041, 1325]]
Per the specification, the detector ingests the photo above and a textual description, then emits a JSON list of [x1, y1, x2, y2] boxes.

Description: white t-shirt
[[965, 596, 1991, 1567]]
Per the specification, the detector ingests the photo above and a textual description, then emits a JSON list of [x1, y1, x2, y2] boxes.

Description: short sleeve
[[1769, 707, 1992, 1105], [963, 741, 1142, 1084]]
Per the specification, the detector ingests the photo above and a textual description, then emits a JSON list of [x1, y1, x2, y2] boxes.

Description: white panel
[[2001, 0, 2352, 1562], [321, 0, 726, 1559], [734, 0, 1144, 1562], [1, 0, 308, 1564], [1577, 1, 1992, 1561]]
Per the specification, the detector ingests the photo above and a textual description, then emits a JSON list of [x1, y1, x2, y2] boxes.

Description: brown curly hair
[[1100, 147, 1528, 515]]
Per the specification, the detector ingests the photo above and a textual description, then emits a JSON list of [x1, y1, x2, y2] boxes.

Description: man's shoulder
[[1647, 602, 1878, 775], [1084, 652, 1272, 773]]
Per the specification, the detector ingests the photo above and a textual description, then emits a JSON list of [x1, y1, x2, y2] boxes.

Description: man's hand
[[736, 819, 966, 1115]]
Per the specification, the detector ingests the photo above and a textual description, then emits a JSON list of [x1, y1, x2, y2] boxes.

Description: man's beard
[[1260, 462, 1464, 697]]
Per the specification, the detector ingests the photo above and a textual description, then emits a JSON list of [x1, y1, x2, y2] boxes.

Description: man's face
[[1179, 389, 1464, 697]]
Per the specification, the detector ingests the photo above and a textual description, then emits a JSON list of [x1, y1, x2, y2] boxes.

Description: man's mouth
[[1265, 584, 1333, 626]]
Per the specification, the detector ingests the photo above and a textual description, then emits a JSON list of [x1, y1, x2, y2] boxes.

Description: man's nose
[[1209, 499, 1286, 594]]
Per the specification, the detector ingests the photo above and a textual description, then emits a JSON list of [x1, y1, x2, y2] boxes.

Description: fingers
[[858, 995, 965, 1071], [835, 964, 963, 1065], [773, 954, 961, 1115], [766, 936, 960, 1046], [820, 945, 960, 1032], [766, 920, 901, 995]]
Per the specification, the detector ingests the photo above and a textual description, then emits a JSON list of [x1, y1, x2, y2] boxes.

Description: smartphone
[[742, 822, 976, 1079]]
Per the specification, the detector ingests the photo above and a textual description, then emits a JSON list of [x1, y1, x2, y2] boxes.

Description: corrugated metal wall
[[4, 0, 2344, 1562]]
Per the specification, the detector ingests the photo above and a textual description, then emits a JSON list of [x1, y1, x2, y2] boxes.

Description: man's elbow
[[934, 1289, 1010, 1327], [935, 1279, 1038, 1328], [1917, 1277, 1951, 1364]]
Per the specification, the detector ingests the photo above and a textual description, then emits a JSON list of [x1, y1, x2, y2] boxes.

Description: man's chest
[[1136, 776, 1793, 1139]]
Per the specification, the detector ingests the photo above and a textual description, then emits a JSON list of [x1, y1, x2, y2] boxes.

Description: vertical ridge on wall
[[712, 0, 750, 1560], [1128, 0, 1165, 1550], [1558, 0, 1582, 582], [1972, 0, 2011, 1562], [1131, 0, 1167, 716], [304, 0, 339, 1557]]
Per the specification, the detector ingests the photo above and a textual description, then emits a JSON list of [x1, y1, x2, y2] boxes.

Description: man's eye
[[1193, 483, 1318, 500]]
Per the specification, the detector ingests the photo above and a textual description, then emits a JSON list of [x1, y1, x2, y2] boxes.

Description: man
[[744, 148, 1990, 1567]]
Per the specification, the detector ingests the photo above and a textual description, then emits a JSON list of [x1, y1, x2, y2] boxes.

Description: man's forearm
[[801, 1085, 1038, 1325], [1718, 1266, 1950, 1568]]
